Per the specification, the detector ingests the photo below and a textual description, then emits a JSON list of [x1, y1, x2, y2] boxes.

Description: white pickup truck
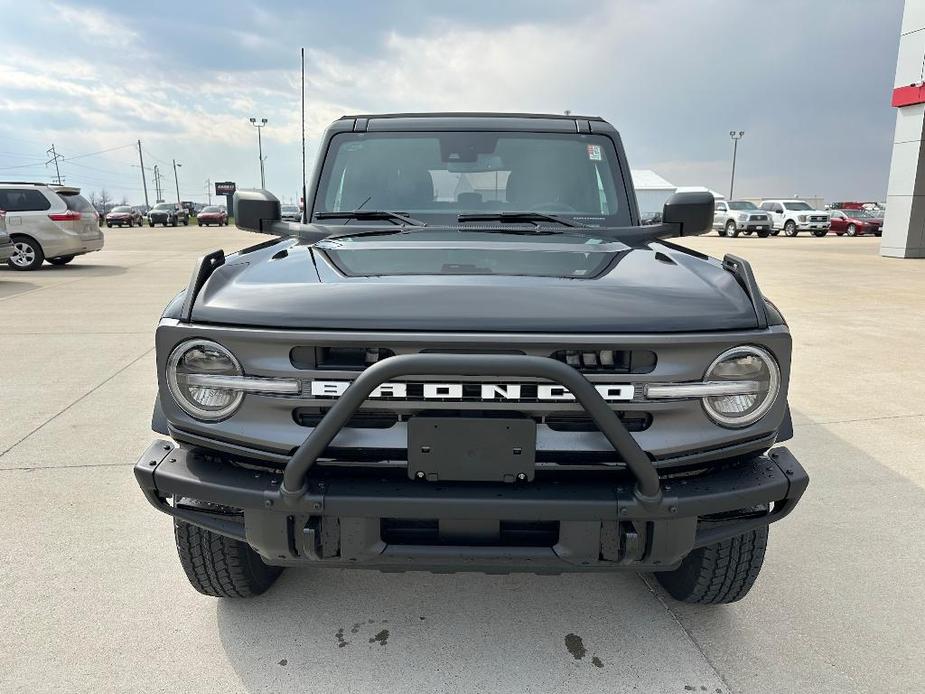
[[759, 199, 830, 237]]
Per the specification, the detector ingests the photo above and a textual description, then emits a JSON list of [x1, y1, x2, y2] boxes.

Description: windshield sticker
[[587, 144, 602, 161]]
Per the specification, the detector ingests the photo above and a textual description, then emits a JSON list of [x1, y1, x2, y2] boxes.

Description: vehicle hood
[[189, 236, 760, 332]]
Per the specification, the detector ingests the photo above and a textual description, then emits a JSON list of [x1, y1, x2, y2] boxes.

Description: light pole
[[172, 159, 182, 205], [249, 117, 268, 188], [728, 130, 745, 200]]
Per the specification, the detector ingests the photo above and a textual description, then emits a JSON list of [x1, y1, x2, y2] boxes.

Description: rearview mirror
[[233, 189, 281, 234], [662, 191, 714, 236]]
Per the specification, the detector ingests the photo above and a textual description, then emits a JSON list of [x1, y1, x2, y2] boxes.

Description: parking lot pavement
[[1, 228, 922, 693]]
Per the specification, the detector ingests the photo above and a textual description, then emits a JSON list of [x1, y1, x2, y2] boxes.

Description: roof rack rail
[[722, 254, 768, 329]]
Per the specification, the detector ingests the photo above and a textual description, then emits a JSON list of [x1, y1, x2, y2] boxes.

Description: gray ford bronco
[[134, 113, 807, 604]]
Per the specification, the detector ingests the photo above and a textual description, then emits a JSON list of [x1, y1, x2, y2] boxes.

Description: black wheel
[[183, 218, 189, 226], [7, 235, 44, 271], [174, 519, 283, 598], [48, 255, 75, 266], [171, 217, 178, 227], [875, 230, 882, 237], [725, 220, 738, 238], [757, 229, 770, 238], [198, 222, 202, 227], [846, 223, 857, 237], [106, 222, 112, 228], [771, 229, 781, 236], [655, 526, 768, 604], [812, 229, 828, 237], [743, 230, 753, 236], [783, 220, 798, 236]]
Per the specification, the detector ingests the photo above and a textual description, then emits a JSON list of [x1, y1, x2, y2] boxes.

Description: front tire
[[725, 220, 739, 237], [174, 519, 283, 598], [8, 235, 44, 271], [846, 224, 857, 237], [48, 255, 75, 266], [783, 220, 798, 236], [812, 229, 828, 237], [757, 229, 770, 238], [655, 526, 768, 604]]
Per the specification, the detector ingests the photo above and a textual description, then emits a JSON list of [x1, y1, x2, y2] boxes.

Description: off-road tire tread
[[655, 526, 768, 604], [174, 520, 282, 598]]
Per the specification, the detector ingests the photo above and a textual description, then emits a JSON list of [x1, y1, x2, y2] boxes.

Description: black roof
[[339, 112, 604, 121], [333, 112, 614, 134]]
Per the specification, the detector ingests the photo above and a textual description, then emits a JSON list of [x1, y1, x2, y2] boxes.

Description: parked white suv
[[0, 183, 104, 270], [759, 199, 830, 237], [712, 200, 773, 237]]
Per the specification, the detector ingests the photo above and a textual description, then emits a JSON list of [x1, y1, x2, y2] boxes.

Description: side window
[[773, 204, 784, 213], [759, 202, 771, 211], [714, 202, 726, 212], [0, 188, 52, 212]]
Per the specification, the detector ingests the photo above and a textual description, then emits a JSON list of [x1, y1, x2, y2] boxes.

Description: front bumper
[[796, 222, 830, 230], [135, 439, 807, 571]]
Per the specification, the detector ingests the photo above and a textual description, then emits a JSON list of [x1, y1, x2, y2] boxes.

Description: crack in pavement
[[0, 347, 154, 458], [638, 574, 733, 694]]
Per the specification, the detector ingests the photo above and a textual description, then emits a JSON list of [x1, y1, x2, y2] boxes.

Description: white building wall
[[881, 0, 925, 258]]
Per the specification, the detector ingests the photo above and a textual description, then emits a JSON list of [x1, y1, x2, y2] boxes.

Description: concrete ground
[[0, 227, 922, 693]]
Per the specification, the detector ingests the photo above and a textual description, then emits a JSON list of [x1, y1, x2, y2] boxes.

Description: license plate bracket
[[408, 417, 536, 482]]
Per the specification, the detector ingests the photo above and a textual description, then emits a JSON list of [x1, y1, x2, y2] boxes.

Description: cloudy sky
[[0, 0, 904, 205]]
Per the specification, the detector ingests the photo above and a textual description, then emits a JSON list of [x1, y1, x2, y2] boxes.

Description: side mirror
[[233, 189, 281, 234], [662, 191, 714, 236]]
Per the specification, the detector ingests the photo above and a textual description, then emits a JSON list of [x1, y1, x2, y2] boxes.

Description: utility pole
[[137, 140, 150, 210], [46, 144, 64, 185], [153, 164, 163, 202], [205, 178, 212, 205], [249, 117, 268, 188], [729, 130, 745, 200], [172, 159, 182, 205]]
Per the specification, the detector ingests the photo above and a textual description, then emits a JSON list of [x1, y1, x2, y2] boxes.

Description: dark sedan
[[197, 205, 228, 227], [829, 209, 883, 236], [105, 206, 144, 227]]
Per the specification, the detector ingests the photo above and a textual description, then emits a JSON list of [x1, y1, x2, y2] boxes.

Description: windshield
[[728, 201, 758, 210], [784, 201, 813, 211], [282, 205, 299, 213], [201, 206, 221, 213], [153, 203, 173, 211], [313, 131, 630, 227], [111, 206, 132, 213]]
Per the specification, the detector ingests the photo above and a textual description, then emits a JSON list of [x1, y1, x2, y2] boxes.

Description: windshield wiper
[[457, 211, 585, 228], [314, 210, 426, 226]]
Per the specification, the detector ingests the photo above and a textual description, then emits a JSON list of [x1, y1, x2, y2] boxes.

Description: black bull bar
[[280, 353, 663, 504], [135, 353, 808, 567]]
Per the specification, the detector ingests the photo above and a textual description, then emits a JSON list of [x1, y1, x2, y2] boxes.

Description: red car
[[828, 209, 883, 237], [197, 205, 228, 227]]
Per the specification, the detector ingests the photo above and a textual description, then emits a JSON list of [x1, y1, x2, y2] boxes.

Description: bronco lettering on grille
[[308, 380, 635, 402]]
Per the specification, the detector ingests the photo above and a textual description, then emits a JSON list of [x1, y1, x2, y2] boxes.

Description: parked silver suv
[[0, 183, 104, 270]]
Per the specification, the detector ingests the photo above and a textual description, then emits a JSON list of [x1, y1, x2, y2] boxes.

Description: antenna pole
[[301, 47, 308, 223]]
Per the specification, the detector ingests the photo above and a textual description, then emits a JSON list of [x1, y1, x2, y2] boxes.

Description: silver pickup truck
[[713, 200, 773, 237]]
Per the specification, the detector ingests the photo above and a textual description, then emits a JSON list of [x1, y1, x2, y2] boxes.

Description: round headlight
[[167, 339, 244, 421], [702, 346, 780, 427]]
